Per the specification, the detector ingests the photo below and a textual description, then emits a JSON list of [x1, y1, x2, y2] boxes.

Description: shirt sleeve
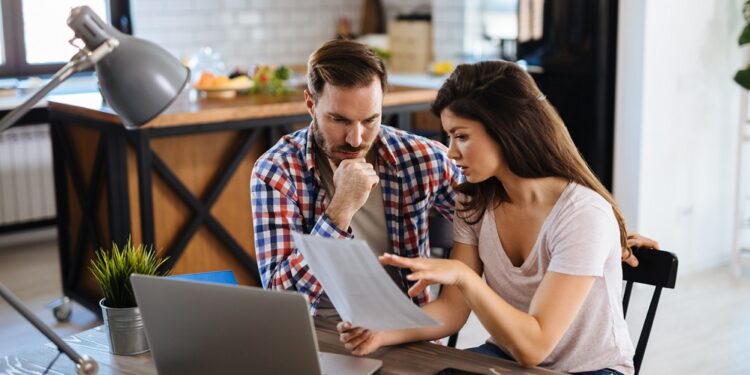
[[251, 157, 352, 313], [547, 202, 618, 277], [452, 195, 479, 246], [431, 139, 462, 222]]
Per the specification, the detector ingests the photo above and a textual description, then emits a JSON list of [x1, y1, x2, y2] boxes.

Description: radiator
[[0, 124, 56, 225]]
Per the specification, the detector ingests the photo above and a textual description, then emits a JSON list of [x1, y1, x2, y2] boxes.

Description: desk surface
[[2, 319, 562, 375], [47, 85, 437, 129]]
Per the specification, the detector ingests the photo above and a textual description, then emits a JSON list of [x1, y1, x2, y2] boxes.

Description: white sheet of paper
[[292, 232, 440, 331]]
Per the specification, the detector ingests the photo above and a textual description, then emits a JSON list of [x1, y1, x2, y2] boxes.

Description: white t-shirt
[[453, 182, 635, 374]]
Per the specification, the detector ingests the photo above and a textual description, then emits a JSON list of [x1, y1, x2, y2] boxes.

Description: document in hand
[[292, 232, 441, 331]]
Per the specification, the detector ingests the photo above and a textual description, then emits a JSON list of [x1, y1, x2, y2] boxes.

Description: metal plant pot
[[99, 298, 149, 355]]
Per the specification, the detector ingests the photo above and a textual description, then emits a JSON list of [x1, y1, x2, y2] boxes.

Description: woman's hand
[[336, 321, 384, 356], [623, 232, 660, 267], [379, 253, 474, 297]]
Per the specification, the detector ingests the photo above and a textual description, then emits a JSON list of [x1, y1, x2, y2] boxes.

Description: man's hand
[[623, 233, 660, 268], [326, 158, 379, 229], [337, 321, 384, 356]]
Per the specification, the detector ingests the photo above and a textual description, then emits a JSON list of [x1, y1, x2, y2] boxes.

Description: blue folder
[[168, 270, 238, 285]]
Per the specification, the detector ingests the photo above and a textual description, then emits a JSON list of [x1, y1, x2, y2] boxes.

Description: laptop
[[130, 274, 382, 375]]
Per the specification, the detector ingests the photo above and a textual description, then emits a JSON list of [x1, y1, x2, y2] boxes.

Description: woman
[[337, 61, 645, 375]]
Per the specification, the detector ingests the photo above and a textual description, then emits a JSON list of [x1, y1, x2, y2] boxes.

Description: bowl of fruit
[[193, 71, 253, 98]]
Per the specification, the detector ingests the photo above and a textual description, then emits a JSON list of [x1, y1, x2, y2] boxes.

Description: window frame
[[0, 0, 131, 78]]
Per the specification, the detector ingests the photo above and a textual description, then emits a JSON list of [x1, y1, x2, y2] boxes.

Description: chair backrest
[[428, 213, 460, 348], [168, 270, 238, 285], [622, 248, 678, 375], [428, 212, 454, 252]]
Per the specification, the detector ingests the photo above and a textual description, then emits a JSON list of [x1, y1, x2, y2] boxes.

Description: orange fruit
[[196, 71, 215, 87]]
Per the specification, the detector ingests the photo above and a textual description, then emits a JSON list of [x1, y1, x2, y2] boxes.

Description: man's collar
[[304, 124, 317, 176], [374, 126, 399, 171]]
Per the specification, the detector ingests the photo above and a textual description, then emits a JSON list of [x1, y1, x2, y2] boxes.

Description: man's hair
[[307, 39, 387, 100]]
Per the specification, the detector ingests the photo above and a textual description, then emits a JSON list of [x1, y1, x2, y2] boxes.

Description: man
[[251, 40, 461, 316]]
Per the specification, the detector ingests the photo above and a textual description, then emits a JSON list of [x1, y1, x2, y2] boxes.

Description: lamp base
[[77, 356, 99, 374]]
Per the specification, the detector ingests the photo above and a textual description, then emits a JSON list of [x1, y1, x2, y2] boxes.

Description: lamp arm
[[0, 38, 119, 134], [0, 54, 88, 133], [0, 283, 98, 374]]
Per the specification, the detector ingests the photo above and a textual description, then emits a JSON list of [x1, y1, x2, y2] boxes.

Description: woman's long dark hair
[[433, 61, 630, 256]]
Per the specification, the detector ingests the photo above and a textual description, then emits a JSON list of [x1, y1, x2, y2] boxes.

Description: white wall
[[432, 0, 466, 61], [614, 0, 744, 274], [130, 0, 364, 70], [130, 0, 437, 72]]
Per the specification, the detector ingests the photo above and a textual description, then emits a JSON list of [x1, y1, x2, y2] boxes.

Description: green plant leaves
[[89, 237, 169, 308], [273, 65, 291, 81], [735, 67, 750, 90], [736, 2, 750, 88], [740, 23, 750, 46]]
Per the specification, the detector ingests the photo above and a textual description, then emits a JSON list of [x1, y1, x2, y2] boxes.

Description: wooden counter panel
[[412, 110, 442, 132], [128, 130, 264, 286], [126, 142, 142, 245], [210, 137, 268, 270], [149, 167, 191, 258], [170, 226, 256, 286], [63, 125, 110, 302]]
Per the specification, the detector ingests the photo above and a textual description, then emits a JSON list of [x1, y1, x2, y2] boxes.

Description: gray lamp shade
[[67, 6, 190, 127]]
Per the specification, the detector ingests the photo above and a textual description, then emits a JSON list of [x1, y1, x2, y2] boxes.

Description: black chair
[[428, 213, 460, 348], [622, 247, 679, 375]]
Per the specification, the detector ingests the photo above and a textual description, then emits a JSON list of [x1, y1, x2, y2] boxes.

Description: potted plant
[[735, 0, 750, 89], [90, 238, 169, 355]]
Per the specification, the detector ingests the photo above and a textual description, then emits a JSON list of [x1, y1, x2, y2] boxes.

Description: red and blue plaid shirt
[[251, 125, 461, 313]]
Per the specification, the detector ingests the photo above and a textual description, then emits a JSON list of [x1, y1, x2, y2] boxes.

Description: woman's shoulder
[[453, 192, 490, 232], [549, 183, 617, 234], [454, 192, 493, 217], [561, 183, 613, 214]]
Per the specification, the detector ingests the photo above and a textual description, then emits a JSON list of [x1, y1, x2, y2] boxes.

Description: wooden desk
[[46, 87, 438, 314], [1, 319, 563, 374]]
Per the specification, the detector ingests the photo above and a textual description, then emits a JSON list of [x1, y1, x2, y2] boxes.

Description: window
[[0, 0, 130, 77]]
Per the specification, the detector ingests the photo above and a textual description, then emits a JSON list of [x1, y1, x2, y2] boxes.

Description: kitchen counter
[[47, 84, 437, 128]]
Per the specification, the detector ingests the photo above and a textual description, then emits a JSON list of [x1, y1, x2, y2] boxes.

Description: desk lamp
[[0, 5, 189, 131], [0, 5, 189, 374]]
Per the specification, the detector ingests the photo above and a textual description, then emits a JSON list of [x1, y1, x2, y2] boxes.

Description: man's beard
[[311, 116, 371, 166]]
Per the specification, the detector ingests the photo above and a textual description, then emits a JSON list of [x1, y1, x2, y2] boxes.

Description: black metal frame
[[429, 213, 460, 348], [622, 247, 678, 375], [50, 115, 130, 313], [50, 103, 426, 314]]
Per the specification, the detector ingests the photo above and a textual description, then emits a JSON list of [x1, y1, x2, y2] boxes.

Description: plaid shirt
[[251, 125, 461, 313]]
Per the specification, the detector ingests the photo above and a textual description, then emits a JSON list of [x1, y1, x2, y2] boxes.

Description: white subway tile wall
[[131, 0, 464, 71], [432, 0, 465, 61], [131, 0, 365, 71]]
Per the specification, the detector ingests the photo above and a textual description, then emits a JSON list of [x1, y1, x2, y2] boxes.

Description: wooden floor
[[1, 230, 749, 374]]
